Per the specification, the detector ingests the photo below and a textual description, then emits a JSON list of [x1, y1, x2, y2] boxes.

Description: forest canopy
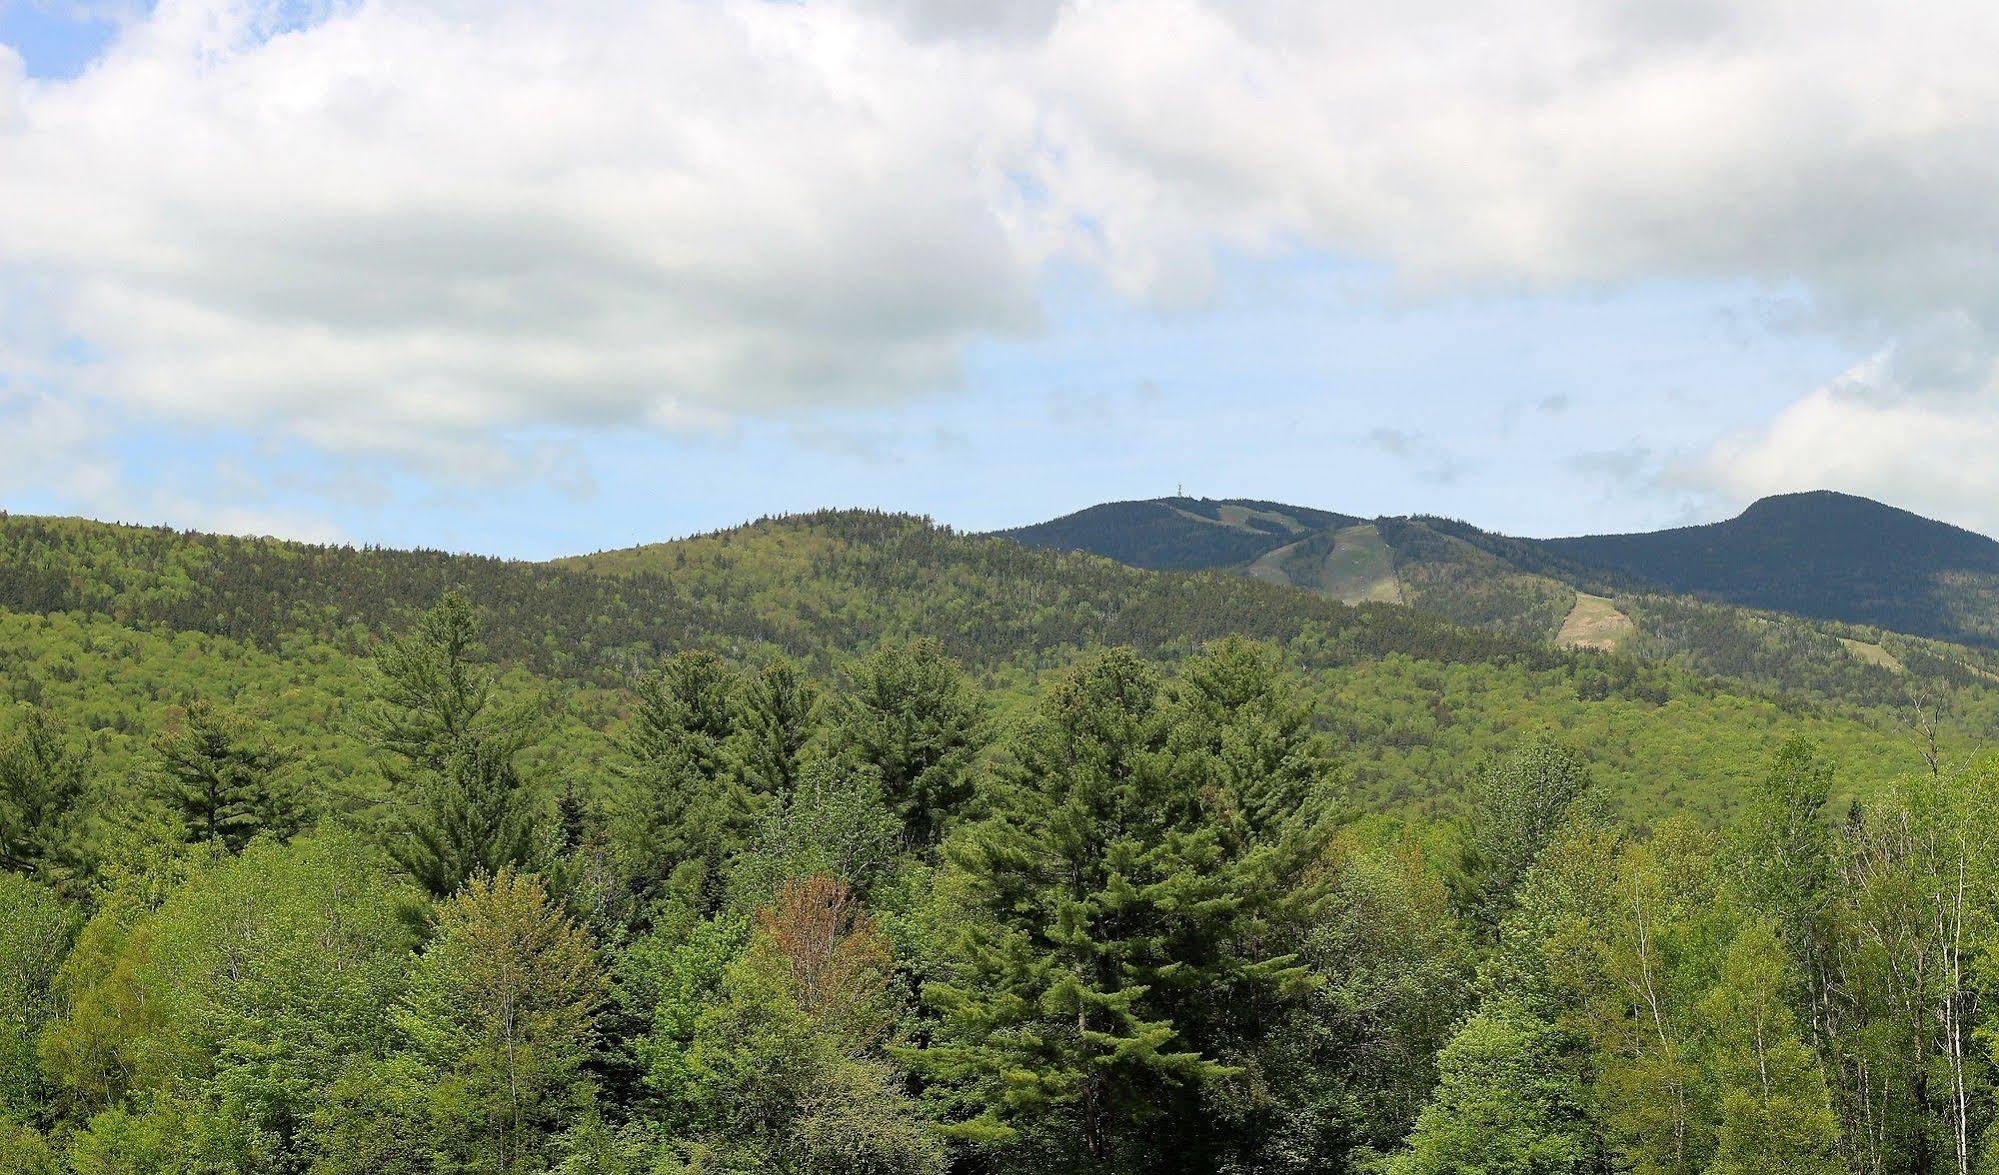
[[0, 583, 1993, 1174]]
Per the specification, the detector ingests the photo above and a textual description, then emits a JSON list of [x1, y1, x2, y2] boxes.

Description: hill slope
[[1006, 491, 1999, 647], [1544, 490, 1999, 645], [0, 506, 1968, 822], [998, 492, 1999, 713], [997, 497, 1360, 571]]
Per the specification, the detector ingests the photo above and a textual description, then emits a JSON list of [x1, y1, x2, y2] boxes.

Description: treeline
[[1, 595, 1996, 1173]]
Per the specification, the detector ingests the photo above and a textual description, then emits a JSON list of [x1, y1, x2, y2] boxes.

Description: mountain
[[995, 498, 1361, 572], [1543, 491, 1999, 646], [1001, 491, 1999, 710]]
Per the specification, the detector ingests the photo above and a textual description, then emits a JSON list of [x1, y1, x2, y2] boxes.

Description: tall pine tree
[[150, 701, 304, 855], [367, 594, 539, 896], [612, 651, 755, 912], [826, 639, 989, 850], [919, 649, 1310, 1167], [0, 707, 88, 881]]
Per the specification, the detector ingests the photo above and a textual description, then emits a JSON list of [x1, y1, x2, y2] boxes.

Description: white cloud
[[1693, 332, 1999, 536], [5, 0, 1999, 509]]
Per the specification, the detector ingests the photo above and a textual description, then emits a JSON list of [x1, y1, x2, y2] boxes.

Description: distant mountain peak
[[1000, 489, 1999, 648], [1735, 489, 1995, 542]]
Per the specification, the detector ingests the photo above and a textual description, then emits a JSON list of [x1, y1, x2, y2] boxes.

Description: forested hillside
[[0, 507, 1993, 1173], [1004, 493, 1999, 716], [1545, 490, 1999, 645], [0, 510, 1525, 680]]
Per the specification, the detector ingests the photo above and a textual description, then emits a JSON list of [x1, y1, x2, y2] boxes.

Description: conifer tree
[[731, 655, 818, 797], [0, 707, 87, 880], [612, 650, 754, 909], [150, 701, 303, 855], [920, 649, 1310, 1165], [368, 594, 539, 896], [1163, 636, 1336, 844], [826, 639, 989, 849], [393, 743, 538, 898], [366, 590, 532, 769]]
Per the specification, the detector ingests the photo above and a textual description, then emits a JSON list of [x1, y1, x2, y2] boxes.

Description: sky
[[2, 0, 1996, 558]]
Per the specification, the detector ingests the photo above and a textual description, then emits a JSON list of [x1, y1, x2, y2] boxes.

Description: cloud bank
[[3, 0, 1998, 522]]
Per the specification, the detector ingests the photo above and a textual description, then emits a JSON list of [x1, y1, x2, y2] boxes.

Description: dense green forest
[[2, 508, 1996, 1172]]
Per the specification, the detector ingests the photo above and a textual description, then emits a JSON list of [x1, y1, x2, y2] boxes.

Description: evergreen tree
[[732, 655, 819, 797], [826, 639, 989, 850], [366, 590, 533, 769], [149, 701, 304, 855], [612, 650, 755, 910], [0, 707, 88, 880], [369, 595, 540, 896], [392, 742, 538, 898], [1163, 637, 1336, 843], [920, 649, 1309, 1166]]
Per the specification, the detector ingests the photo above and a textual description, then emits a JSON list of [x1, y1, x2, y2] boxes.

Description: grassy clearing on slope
[[1321, 525, 1405, 604], [1838, 637, 1906, 673], [1558, 593, 1636, 651]]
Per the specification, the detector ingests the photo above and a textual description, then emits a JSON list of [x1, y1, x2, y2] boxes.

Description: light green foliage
[[399, 869, 602, 1173], [134, 835, 414, 1165], [671, 878, 943, 1174], [1234, 836, 1473, 1170], [1698, 923, 1842, 1175], [0, 874, 78, 1118], [1586, 823, 1734, 1175], [1839, 760, 1999, 1175], [1382, 1000, 1593, 1175], [65, 1098, 188, 1175], [10, 508, 1999, 1173], [1461, 737, 1597, 932], [1735, 738, 1837, 972], [308, 1051, 464, 1175], [627, 913, 750, 1120], [0, 1116, 58, 1175], [729, 760, 903, 908]]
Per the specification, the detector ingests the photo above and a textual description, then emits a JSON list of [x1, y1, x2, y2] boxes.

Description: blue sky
[[0, 2, 119, 81], [2, 1, 1991, 556]]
